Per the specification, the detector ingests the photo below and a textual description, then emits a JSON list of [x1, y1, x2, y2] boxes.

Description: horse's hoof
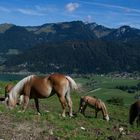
[[69, 114, 74, 118], [18, 110, 25, 113], [62, 114, 66, 118], [18, 110, 23, 113]]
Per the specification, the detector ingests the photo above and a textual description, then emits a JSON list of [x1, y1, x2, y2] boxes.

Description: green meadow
[[0, 75, 140, 140]]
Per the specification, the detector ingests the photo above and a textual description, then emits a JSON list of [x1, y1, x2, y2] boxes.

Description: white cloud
[[35, 5, 57, 13], [78, 1, 140, 14], [117, 22, 140, 29], [35, 5, 47, 11], [17, 8, 45, 16], [16, 5, 58, 16], [0, 6, 10, 12], [86, 15, 92, 22], [66, 3, 79, 12]]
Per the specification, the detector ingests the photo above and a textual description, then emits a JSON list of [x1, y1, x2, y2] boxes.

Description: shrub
[[106, 97, 124, 106]]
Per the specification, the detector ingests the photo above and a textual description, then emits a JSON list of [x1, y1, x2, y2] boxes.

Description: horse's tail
[[66, 76, 78, 90]]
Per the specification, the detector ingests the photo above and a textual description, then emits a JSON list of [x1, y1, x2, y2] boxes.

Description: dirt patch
[[128, 132, 140, 140], [0, 113, 59, 140]]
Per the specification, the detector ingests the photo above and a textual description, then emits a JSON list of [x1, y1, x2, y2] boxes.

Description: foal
[[79, 96, 109, 121], [129, 100, 140, 127]]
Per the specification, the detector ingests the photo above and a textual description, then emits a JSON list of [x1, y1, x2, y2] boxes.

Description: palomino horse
[[6, 74, 77, 117], [129, 100, 140, 127], [79, 96, 109, 121], [5, 83, 24, 105], [5, 83, 14, 98]]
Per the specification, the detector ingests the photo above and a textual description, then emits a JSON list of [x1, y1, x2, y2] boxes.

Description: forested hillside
[[0, 21, 140, 73]]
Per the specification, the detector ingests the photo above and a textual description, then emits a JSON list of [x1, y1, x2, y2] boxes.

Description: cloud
[[35, 5, 57, 13], [35, 5, 48, 11], [17, 8, 45, 16], [0, 6, 10, 12], [66, 3, 79, 12], [16, 5, 58, 16], [117, 22, 132, 26], [117, 22, 140, 29], [78, 1, 140, 14], [124, 13, 140, 17], [84, 15, 92, 23]]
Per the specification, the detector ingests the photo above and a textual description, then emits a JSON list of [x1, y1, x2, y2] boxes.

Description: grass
[[0, 75, 140, 139]]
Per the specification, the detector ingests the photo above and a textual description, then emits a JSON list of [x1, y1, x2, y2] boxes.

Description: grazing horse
[[6, 74, 77, 117], [5, 83, 14, 98], [79, 96, 109, 121], [5, 83, 24, 105], [129, 100, 140, 127]]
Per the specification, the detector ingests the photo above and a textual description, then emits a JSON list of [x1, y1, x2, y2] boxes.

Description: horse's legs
[[82, 104, 87, 116], [78, 98, 83, 113], [22, 95, 29, 112], [18, 83, 31, 112], [59, 96, 67, 117], [34, 98, 41, 115], [95, 109, 98, 118], [65, 91, 73, 117], [19, 95, 24, 105]]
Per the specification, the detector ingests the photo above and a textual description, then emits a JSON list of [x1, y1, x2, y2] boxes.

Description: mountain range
[[0, 21, 140, 73]]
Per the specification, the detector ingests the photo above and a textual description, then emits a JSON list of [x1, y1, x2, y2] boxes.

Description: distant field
[[0, 75, 140, 140], [75, 75, 139, 105]]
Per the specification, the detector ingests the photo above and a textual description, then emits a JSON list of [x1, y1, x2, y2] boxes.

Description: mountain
[[26, 21, 97, 41], [0, 21, 140, 73], [0, 25, 38, 53], [103, 25, 140, 43], [0, 23, 14, 33], [0, 21, 97, 53], [87, 23, 114, 38], [5, 40, 140, 73]]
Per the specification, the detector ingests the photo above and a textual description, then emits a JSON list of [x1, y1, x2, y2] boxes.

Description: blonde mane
[[101, 101, 109, 121], [9, 75, 34, 101]]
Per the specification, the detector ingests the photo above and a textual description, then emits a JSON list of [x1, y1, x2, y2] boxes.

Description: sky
[[0, 0, 140, 28]]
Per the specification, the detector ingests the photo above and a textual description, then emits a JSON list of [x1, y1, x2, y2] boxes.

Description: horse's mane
[[9, 75, 34, 101], [101, 101, 107, 113]]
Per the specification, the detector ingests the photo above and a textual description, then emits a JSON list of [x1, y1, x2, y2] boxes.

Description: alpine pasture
[[0, 74, 140, 140]]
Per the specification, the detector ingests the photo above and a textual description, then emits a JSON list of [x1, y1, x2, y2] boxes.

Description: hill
[[0, 75, 140, 139], [0, 21, 140, 73]]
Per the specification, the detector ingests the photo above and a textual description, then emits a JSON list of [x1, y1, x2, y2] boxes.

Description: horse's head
[[5, 91, 17, 109], [79, 97, 86, 113], [104, 114, 110, 122]]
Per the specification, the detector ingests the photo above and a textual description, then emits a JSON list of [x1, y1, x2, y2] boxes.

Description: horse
[[79, 96, 109, 121], [129, 100, 140, 127], [5, 83, 14, 98], [6, 74, 77, 117], [5, 83, 24, 105]]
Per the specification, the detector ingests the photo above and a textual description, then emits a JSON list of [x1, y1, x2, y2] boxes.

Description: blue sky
[[0, 0, 140, 28]]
